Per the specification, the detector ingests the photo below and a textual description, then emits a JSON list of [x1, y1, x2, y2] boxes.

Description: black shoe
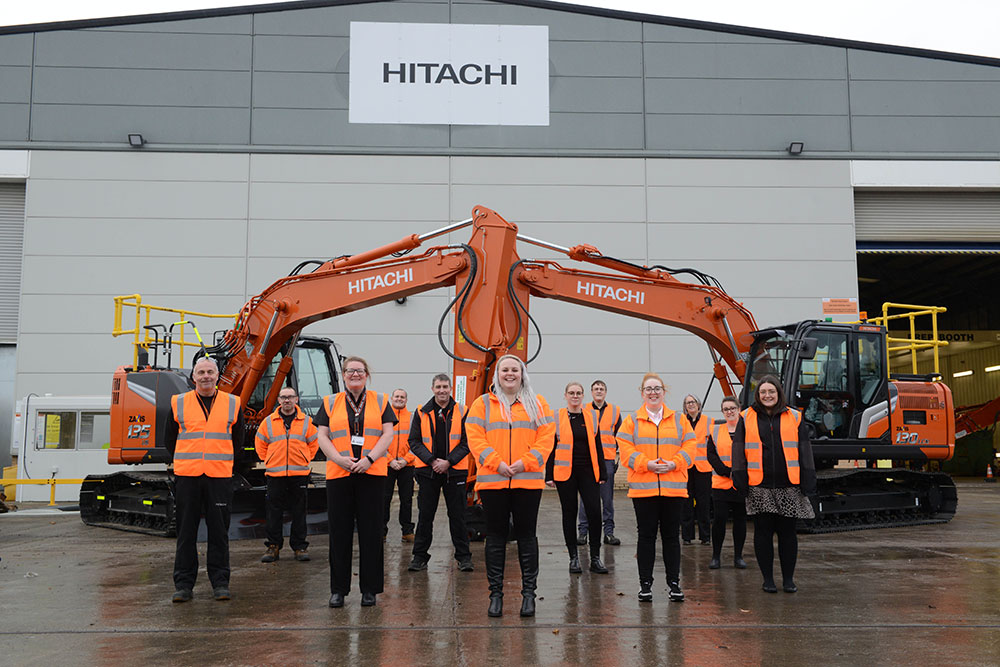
[[328, 592, 345, 608], [734, 557, 747, 569], [603, 534, 620, 546], [361, 592, 377, 607], [682, 539, 693, 546], [172, 588, 192, 603], [709, 558, 721, 570], [589, 556, 609, 574], [638, 581, 653, 602], [762, 580, 778, 594], [667, 581, 684, 602], [568, 556, 582, 574], [488, 594, 503, 617], [577, 532, 588, 545], [520, 595, 536, 617], [458, 559, 474, 572], [212, 587, 231, 601], [407, 558, 428, 571], [783, 580, 798, 593]]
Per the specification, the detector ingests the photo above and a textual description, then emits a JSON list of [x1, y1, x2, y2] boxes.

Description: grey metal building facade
[[1, 0, 999, 460]]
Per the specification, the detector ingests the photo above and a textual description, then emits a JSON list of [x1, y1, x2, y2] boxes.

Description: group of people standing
[[165, 354, 816, 613]]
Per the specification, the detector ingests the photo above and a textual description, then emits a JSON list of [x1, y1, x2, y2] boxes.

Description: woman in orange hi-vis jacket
[[705, 395, 748, 571], [731, 375, 816, 595], [617, 373, 696, 603], [465, 354, 556, 619]]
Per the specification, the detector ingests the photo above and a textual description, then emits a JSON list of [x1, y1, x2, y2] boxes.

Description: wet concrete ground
[[2, 483, 999, 666]]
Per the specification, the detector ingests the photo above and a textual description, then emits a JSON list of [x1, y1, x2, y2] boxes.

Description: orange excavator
[[80, 206, 957, 535]]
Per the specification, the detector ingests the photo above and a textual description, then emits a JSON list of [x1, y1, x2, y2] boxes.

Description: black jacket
[[730, 406, 816, 496], [407, 396, 470, 478]]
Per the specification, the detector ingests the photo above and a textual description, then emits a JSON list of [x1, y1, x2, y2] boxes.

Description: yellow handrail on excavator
[[866, 302, 948, 376], [112, 294, 237, 368]]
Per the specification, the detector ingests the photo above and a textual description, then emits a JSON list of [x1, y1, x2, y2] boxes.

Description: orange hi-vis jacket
[[710, 421, 736, 491], [322, 390, 390, 479], [389, 406, 415, 465], [689, 412, 714, 473], [743, 407, 802, 486], [465, 392, 556, 490], [171, 390, 240, 478], [617, 405, 696, 498], [551, 408, 603, 482], [413, 403, 469, 470], [595, 402, 621, 462], [254, 405, 319, 477]]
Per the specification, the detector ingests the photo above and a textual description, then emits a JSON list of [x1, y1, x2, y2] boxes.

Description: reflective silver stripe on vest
[[450, 433, 461, 441], [719, 455, 732, 464], [205, 452, 234, 461], [268, 464, 310, 473], [512, 471, 544, 481], [539, 414, 555, 425], [479, 447, 495, 465], [228, 394, 238, 427], [177, 431, 232, 440], [329, 429, 348, 439], [618, 429, 634, 445], [630, 480, 686, 490], [364, 428, 383, 438], [628, 451, 640, 468], [679, 450, 693, 467], [748, 462, 761, 469], [635, 436, 680, 446], [554, 444, 571, 453], [175, 395, 185, 433], [786, 460, 800, 468], [174, 452, 204, 460], [465, 415, 486, 427], [528, 449, 544, 467], [554, 461, 571, 468], [477, 474, 506, 484], [745, 442, 760, 450]]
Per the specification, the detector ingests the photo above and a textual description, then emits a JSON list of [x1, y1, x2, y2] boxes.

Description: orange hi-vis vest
[[465, 392, 556, 491], [171, 390, 240, 478], [711, 421, 736, 491], [389, 407, 415, 465], [323, 390, 390, 479], [743, 407, 802, 486], [595, 402, 621, 461], [551, 408, 602, 483], [689, 412, 714, 473], [254, 405, 319, 477], [617, 405, 696, 498], [414, 403, 469, 470]]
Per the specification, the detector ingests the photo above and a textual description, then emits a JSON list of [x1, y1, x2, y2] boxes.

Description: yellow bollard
[[49, 477, 57, 506]]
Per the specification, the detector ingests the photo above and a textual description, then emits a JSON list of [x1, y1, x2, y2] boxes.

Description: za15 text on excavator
[[80, 205, 956, 536]]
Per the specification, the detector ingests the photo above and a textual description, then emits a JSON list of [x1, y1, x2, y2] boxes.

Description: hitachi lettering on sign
[[383, 63, 517, 85], [577, 281, 645, 305], [348, 268, 414, 295]]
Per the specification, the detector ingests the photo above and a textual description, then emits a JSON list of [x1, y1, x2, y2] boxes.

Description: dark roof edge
[[1, 0, 998, 69]]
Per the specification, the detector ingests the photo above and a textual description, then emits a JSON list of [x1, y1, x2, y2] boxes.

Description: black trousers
[[479, 488, 542, 542], [632, 495, 684, 585], [264, 475, 309, 551], [753, 512, 798, 583], [412, 471, 471, 562], [578, 460, 616, 536], [710, 494, 747, 560], [556, 468, 602, 559], [326, 474, 385, 596], [383, 465, 415, 536], [173, 475, 232, 591], [681, 469, 712, 542]]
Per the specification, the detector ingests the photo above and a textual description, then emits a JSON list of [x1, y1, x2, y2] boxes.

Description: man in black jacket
[[406, 374, 473, 572]]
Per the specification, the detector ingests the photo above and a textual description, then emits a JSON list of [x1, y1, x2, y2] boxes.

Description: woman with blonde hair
[[618, 373, 696, 603], [465, 354, 556, 618]]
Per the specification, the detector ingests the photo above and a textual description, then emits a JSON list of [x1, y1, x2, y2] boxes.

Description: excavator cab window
[[745, 330, 794, 401], [292, 344, 338, 417], [857, 333, 884, 406], [795, 330, 852, 439]]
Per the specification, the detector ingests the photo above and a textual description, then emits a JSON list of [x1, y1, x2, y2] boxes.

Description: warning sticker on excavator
[[822, 298, 858, 315]]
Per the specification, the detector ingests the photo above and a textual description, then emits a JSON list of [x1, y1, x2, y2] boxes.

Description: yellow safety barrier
[[113, 294, 237, 368], [866, 302, 948, 376], [0, 478, 88, 506]]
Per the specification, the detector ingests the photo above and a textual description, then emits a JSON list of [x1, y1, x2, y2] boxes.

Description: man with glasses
[[681, 394, 713, 546], [255, 387, 320, 563], [577, 380, 622, 547]]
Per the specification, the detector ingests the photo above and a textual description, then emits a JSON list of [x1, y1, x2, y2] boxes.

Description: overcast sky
[[3, 0, 999, 59]]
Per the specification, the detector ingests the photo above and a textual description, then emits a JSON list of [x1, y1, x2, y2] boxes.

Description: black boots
[[485, 536, 505, 617], [517, 537, 538, 617], [568, 555, 582, 573], [589, 556, 609, 574]]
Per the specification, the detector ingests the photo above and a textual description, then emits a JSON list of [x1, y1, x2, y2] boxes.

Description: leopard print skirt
[[745, 486, 815, 519]]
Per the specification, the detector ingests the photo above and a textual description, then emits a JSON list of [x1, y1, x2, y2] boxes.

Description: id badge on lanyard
[[351, 435, 364, 448]]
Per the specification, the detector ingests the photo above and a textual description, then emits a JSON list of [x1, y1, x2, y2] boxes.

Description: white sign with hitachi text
[[349, 22, 549, 126]]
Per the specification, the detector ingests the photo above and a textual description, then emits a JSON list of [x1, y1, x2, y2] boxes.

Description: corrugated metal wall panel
[[0, 183, 25, 342], [855, 191, 1000, 241]]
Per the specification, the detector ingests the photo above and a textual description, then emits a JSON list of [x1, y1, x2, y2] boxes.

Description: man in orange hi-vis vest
[[165, 357, 244, 604]]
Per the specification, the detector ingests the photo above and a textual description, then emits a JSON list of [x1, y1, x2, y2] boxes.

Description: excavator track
[[799, 467, 957, 534], [80, 471, 177, 537]]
